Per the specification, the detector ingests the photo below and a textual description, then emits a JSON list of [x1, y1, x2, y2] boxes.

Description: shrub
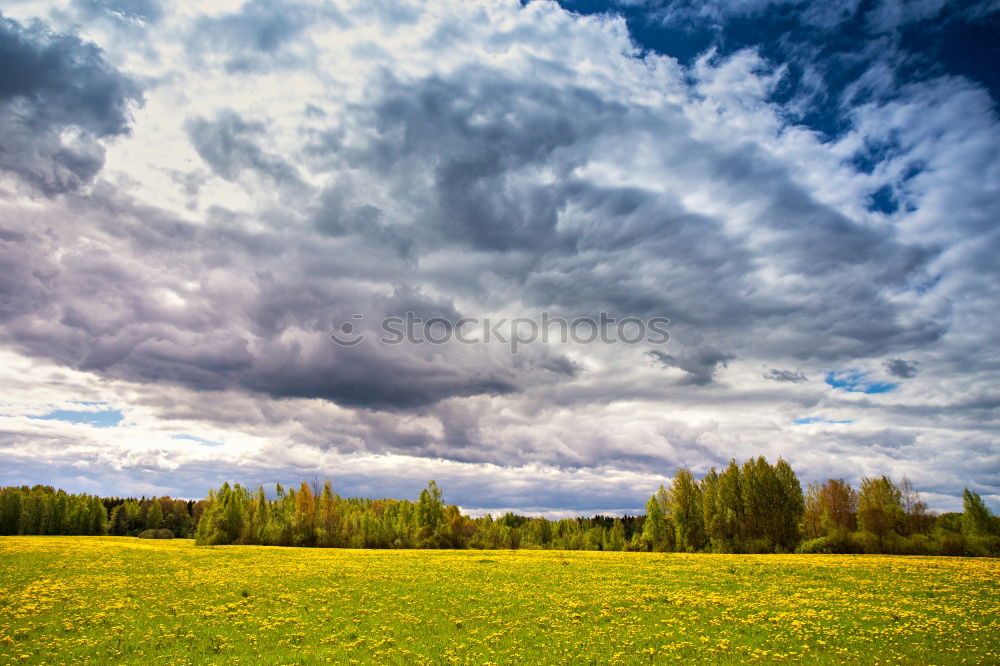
[[796, 538, 827, 554], [849, 531, 881, 554], [935, 533, 970, 556], [796, 530, 862, 554], [897, 534, 933, 555], [138, 528, 174, 539], [965, 535, 1000, 558], [746, 537, 774, 554]]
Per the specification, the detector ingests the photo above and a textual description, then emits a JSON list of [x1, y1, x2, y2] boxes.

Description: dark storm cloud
[[0, 179, 541, 412], [0, 3, 970, 422], [883, 358, 920, 379], [79, 47, 945, 419], [371, 285, 463, 322], [186, 111, 302, 186], [764, 368, 809, 383], [309, 183, 412, 256], [337, 65, 945, 369], [246, 348, 518, 410], [0, 14, 141, 193], [354, 71, 610, 252], [646, 348, 735, 386]]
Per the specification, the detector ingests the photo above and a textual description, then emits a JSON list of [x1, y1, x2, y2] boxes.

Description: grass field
[[1, 537, 998, 664]]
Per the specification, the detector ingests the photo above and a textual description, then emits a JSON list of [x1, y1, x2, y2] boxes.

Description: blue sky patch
[[171, 434, 224, 447], [557, 0, 999, 143], [793, 416, 854, 425], [868, 185, 899, 215], [32, 409, 124, 428], [825, 370, 896, 394]]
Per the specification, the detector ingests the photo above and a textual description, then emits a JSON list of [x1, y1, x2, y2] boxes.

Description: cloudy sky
[[1, 0, 998, 515]]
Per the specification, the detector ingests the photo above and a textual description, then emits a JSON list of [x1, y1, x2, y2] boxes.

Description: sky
[[0, 0, 998, 515]]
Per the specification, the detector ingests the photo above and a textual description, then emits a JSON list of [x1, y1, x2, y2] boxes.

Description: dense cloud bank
[[0, 0, 997, 513], [0, 14, 140, 192]]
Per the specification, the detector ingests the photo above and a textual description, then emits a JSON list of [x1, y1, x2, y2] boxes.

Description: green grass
[[1, 536, 998, 664]]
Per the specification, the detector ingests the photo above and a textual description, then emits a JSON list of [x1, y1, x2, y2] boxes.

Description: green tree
[[700, 468, 721, 549], [713, 460, 743, 552], [0, 488, 22, 535], [857, 476, 904, 549], [669, 468, 704, 552], [961, 488, 995, 537], [819, 478, 857, 534], [803, 482, 823, 539], [898, 477, 930, 536], [417, 481, 444, 528], [195, 483, 248, 545], [607, 518, 625, 551], [146, 501, 163, 530], [294, 482, 316, 546], [641, 491, 667, 550], [775, 458, 804, 551]]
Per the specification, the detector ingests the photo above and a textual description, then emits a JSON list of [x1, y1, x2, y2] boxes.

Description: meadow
[[1, 537, 998, 664]]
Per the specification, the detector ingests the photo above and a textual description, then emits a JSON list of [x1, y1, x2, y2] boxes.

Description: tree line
[[104, 496, 202, 538], [637, 458, 999, 556], [194, 480, 645, 550], [0, 485, 107, 536], [2, 457, 998, 556], [0, 485, 203, 538], [193, 457, 999, 556]]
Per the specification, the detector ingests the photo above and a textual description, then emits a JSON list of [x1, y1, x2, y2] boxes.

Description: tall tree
[[961, 488, 995, 537], [898, 477, 930, 536], [819, 479, 857, 534], [700, 468, 721, 549], [294, 482, 316, 546], [641, 491, 667, 550], [775, 458, 804, 551], [417, 481, 444, 529], [669, 469, 704, 552], [608, 518, 625, 551], [857, 476, 904, 548], [146, 501, 163, 530], [803, 482, 823, 539], [713, 460, 743, 552]]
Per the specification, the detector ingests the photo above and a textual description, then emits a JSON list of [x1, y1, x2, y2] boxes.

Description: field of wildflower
[[1, 537, 998, 664]]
